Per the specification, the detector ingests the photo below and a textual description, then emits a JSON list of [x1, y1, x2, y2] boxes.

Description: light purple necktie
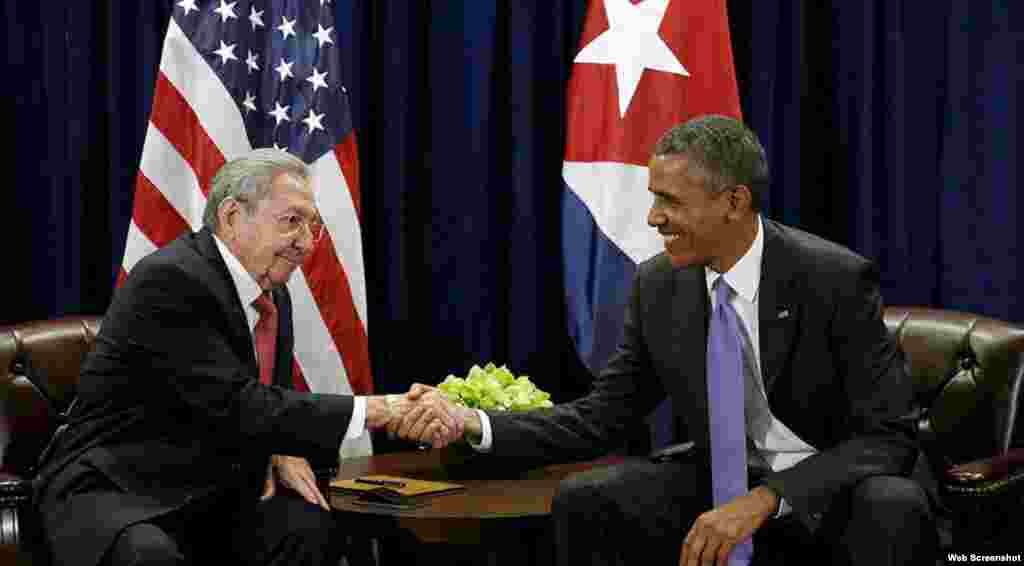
[[707, 278, 753, 565]]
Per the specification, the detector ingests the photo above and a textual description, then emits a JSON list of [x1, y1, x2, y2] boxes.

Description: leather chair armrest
[[944, 449, 1024, 498], [947, 448, 1024, 482], [939, 453, 1024, 550], [0, 474, 31, 509], [0, 472, 30, 550]]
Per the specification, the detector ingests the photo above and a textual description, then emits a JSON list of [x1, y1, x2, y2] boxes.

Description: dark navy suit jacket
[[35, 227, 354, 566], [488, 218, 917, 533]]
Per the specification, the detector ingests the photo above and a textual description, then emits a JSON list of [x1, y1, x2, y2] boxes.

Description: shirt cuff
[[468, 409, 493, 452], [345, 396, 368, 440]]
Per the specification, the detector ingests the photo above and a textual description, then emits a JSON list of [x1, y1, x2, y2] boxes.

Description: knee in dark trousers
[[553, 471, 612, 520], [552, 471, 626, 566], [272, 500, 336, 549], [105, 523, 184, 566], [551, 460, 704, 566], [838, 476, 938, 566], [238, 494, 345, 566]]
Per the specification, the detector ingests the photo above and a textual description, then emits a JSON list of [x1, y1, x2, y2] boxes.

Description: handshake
[[365, 384, 482, 448]]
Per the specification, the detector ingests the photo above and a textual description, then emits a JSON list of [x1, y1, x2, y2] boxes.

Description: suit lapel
[[758, 220, 799, 394], [194, 228, 258, 368], [668, 265, 711, 448]]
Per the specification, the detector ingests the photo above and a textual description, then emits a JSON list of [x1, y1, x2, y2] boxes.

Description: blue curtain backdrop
[[5, 1, 1023, 410]]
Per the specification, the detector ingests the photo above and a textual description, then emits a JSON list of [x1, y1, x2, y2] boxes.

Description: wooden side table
[[328, 448, 621, 565]]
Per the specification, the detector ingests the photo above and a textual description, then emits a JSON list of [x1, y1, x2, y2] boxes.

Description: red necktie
[[252, 292, 278, 385]]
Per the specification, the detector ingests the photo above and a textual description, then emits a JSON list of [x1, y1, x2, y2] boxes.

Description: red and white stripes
[[124, 17, 372, 457]]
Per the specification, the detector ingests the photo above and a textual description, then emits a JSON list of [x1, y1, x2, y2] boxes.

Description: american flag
[[121, 0, 372, 457], [561, 0, 742, 446]]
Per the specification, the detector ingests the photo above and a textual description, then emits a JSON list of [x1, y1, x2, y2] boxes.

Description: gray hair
[[653, 115, 769, 211], [202, 148, 313, 231]]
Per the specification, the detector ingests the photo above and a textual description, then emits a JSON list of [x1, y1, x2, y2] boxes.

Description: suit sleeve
[[98, 258, 353, 459], [487, 261, 667, 465], [763, 260, 918, 531]]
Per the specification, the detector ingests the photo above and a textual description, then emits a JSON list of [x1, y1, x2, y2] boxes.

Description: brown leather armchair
[[885, 306, 1024, 550], [0, 316, 101, 566]]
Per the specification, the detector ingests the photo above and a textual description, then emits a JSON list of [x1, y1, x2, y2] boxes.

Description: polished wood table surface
[[328, 448, 622, 557]]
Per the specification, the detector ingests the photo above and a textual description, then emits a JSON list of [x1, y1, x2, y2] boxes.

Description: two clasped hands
[[262, 384, 475, 510], [366, 383, 480, 448]]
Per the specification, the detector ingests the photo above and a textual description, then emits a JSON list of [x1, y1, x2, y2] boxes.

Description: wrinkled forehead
[[264, 172, 318, 212]]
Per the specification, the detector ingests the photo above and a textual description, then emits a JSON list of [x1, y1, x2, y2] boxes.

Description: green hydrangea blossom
[[438, 362, 553, 411]]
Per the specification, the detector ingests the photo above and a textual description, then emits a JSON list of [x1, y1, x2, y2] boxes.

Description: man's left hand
[[261, 455, 330, 511], [679, 486, 778, 566]]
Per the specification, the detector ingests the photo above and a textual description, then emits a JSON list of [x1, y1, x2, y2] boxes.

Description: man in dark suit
[[409, 115, 937, 565], [34, 149, 459, 566]]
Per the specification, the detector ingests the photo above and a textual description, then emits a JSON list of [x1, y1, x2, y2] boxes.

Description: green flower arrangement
[[437, 362, 554, 411]]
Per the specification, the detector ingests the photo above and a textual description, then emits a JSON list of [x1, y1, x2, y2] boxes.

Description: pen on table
[[354, 478, 407, 487]]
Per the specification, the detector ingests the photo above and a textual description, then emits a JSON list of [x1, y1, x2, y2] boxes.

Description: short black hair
[[653, 114, 769, 211]]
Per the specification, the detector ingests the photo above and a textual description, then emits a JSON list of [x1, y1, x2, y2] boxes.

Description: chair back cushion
[[0, 317, 102, 476], [885, 307, 1024, 465]]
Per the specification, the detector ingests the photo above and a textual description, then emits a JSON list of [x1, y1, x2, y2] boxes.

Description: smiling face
[[218, 171, 318, 290], [646, 153, 755, 273]]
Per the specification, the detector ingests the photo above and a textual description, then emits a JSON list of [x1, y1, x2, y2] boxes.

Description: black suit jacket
[[34, 228, 355, 566], [488, 218, 917, 533]]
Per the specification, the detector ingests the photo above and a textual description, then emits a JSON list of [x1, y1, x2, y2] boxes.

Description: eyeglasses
[[228, 195, 326, 243], [275, 212, 325, 243]]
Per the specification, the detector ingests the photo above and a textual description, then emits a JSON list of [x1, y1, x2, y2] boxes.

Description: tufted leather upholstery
[[885, 307, 1024, 460], [884, 307, 1024, 548], [0, 317, 101, 476], [0, 316, 102, 565]]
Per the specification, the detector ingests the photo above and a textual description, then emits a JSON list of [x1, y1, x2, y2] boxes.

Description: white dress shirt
[[706, 215, 816, 474], [213, 234, 366, 441]]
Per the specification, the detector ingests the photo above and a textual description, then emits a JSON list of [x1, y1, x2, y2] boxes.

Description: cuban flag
[[121, 0, 372, 458], [562, 0, 742, 443]]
